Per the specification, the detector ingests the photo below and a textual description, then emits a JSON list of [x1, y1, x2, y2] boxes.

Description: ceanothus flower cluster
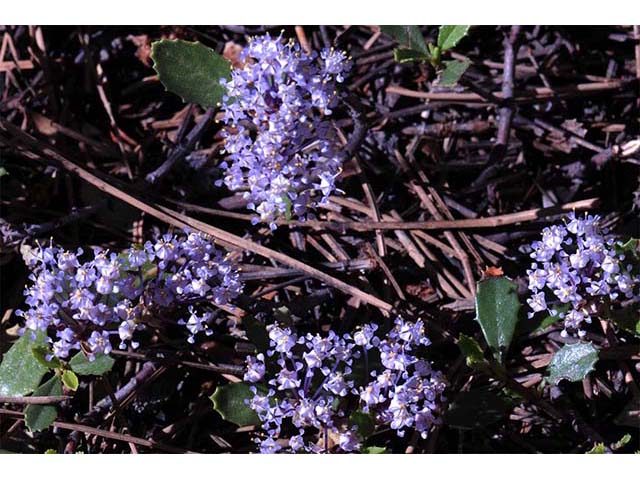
[[16, 231, 242, 360], [526, 212, 639, 337], [218, 33, 351, 229], [243, 318, 446, 453]]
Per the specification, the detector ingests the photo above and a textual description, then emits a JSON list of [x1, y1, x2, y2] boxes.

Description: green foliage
[[32, 345, 62, 370], [610, 306, 640, 337], [393, 48, 429, 63], [24, 375, 62, 432], [349, 410, 376, 439], [457, 334, 487, 369], [381, 25, 471, 83], [362, 446, 387, 454], [474, 277, 521, 362], [61, 370, 79, 391], [242, 316, 270, 352], [439, 59, 470, 86], [0, 332, 49, 397], [612, 434, 632, 451], [437, 25, 471, 51], [586, 443, 607, 454], [210, 382, 263, 427], [547, 342, 599, 384], [585, 435, 631, 454], [380, 26, 428, 54], [444, 387, 512, 430], [151, 39, 231, 108], [69, 352, 115, 376]]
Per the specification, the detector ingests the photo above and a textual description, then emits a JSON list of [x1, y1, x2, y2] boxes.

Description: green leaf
[[349, 410, 376, 439], [0, 167, 8, 177], [210, 382, 263, 427], [445, 387, 512, 430], [438, 59, 470, 86], [362, 446, 387, 454], [61, 370, 79, 391], [457, 334, 487, 369], [243, 316, 270, 352], [474, 277, 521, 362], [24, 375, 62, 432], [610, 306, 640, 337], [151, 39, 231, 108], [282, 194, 293, 221], [612, 434, 632, 451], [44, 449, 57, 454], [547, 342, 599, 384], [0, 332, 49, 397], [69, 352, 114, 376], [393, 48, 429, 64], [32, 346, 61, 370], [380, 26, 428, 54], [586, 443, 607, 454], [437, 25, 470, 51]]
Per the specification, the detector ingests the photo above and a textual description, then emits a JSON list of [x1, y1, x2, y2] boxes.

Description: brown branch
[[0, 119, 393, 313], [0, 395, 71, 405]]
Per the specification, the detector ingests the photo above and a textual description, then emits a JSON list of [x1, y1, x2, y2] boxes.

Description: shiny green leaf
[[475, 277, 521, 362], [438, 59, 470, 86], [0, 332, 48, 397], [437, 25, 470, 51], [61, 370, 79, 391], [24, 375, 62, 432], [380, 26, 428, 54], [210, 382, 263, 427], [393, 48, 429, 63], [362, 446, 387, 454], [547, 342, 599, 384], [457, 334, 487, 369], [151, 39, 231, 108], [69, 352, 114, 376]]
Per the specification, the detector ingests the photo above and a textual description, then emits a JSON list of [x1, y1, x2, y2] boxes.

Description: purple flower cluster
[[244, 318, 445, 453], [17, 231, 242, 360], [218, 33, 351, 229], [526, 212, 639, 337]]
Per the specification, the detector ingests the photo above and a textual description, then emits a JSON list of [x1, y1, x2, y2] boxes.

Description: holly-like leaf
[[210, 382, 264, 427], [474, 277, 521, 362], [61, 370, 79, 391], [457, 334, 487, 369], [24, 375, 62, 432], [438, 59, 470, 86], [547, 342, 599, 384], [69, 352, 114, 376], [437, 25, 470, 51], [151, 39, 231, 108], [393, 48, 429, 64], [0, 332, 49, 397], [380, 26, 428, 54], [444, 387, 512, 430]]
